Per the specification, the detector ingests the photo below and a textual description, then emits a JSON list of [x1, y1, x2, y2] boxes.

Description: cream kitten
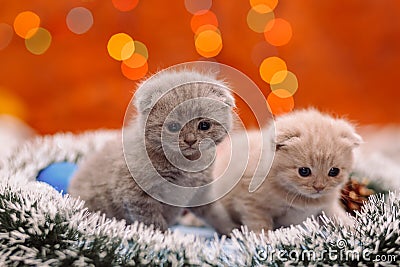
[[211, 109, 361, 234], [69, 70, 235, 231]]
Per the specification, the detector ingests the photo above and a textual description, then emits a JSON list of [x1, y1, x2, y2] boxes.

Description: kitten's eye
[[166, 122, 181, 132], [328, 167, 340, 177], [298, 167, 312, 177], [198, 121, 211, 131]]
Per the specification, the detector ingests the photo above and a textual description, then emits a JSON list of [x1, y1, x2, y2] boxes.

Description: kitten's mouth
[[181, 147, 201, 160], [294, 190, 325, 199], [308, 191, 327, 199]]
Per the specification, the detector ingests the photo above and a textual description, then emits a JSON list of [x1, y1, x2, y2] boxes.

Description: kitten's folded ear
[[337, 118, 363, 147], [134, 88, 163, 114], [135, 96, 151, 113], [341, 131, 363, 147], [274, 128, 301, 150], [210, 86, 236, 107]]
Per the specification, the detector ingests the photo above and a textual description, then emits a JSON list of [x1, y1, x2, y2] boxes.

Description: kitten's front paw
[[178, 211, 206, 227], [151, 219, 169, 232], [242, 218, 273, 236]]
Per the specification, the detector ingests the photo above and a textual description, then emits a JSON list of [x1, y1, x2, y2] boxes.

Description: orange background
[[1, 1, 400, 134]]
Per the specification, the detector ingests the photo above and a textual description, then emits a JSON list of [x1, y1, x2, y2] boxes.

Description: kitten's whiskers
[[287, 191, 300, 210]]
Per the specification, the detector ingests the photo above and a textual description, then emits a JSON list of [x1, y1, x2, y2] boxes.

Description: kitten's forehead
[[283, 136, 354, 171], [133, 70, 232, 114], [151, 83, 231, 119], [275, 109, 357, 167], [136, 70, 224, 96], [282, 123, 354, 153], [276, 109, 357, 142]]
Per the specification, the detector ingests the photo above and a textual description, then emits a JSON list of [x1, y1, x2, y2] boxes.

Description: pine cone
[[341, 178, 375, 215]]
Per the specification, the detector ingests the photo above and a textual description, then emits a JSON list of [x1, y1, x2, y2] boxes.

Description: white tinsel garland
[[0, 130, 399, 266]]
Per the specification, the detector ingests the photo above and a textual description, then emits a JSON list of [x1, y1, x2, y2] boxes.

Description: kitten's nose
[[313, 184, 326, 192], [184, 134, 197, 146]]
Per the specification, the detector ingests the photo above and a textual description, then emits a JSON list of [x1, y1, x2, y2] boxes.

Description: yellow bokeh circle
[[196, 42, 222, 58], [195, 29, 222, 57], [13, 11, 40, 39], [250, 0, 279, 11], [246, 5, 274, 33], [107, 33, 135, 61], [259, 56, 287, 84], [271, 88, 293, 98], [270, 70, 298, 96], [133, 41, 149, 60], [194, 24, 221, 39], [25, 27, 52, 55]]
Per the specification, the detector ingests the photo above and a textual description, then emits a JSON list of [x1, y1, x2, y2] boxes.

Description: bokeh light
[[270, 70, 298, 96], [195, 30, 222, 51], [188, 5, 222, 58], [195, 29, 222, 58], [112, 0, 139, 12], [259, 56, 287, 84], [264, 18, 292, 46], [25, 27, 52, 55], [267, 91, 294, 115], [107, 33, 135, 61], [196, 43, 222, 58], [66, 7, 94, 34], [250, 0, 278, 11], [13, 11, 40, 39], [190, 10, 218, 33], [0, 89, 26, 119], [0, 23, 13, 50], [194, 24, 220, 39], [121, 61, 148, 80], [133, 40, 149, 60], [185, 0, 212, 14], [270, 89, 293, 98], [123, 53, 147, 68], [246, 5, 274, 33]]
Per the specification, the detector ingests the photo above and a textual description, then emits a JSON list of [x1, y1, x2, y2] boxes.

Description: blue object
[[36, 162, 78, 195]]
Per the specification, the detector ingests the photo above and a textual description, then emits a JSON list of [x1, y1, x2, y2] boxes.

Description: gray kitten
[[68, 70, 235, 231]]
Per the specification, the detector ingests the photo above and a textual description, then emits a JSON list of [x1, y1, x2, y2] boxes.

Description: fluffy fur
[[69, 70, 235, 231], [353, 125, 400, 189], [211, 109, 362, 234]]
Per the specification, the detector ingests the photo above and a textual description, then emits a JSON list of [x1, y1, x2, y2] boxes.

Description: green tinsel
[[0, 181, 399, 266], [0, 131, 399, 266]]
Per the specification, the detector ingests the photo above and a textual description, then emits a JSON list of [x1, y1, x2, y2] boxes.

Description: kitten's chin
[[182, 148, 201, 160], [304, 190, 335, 199], [308, 192, 325, 199]]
